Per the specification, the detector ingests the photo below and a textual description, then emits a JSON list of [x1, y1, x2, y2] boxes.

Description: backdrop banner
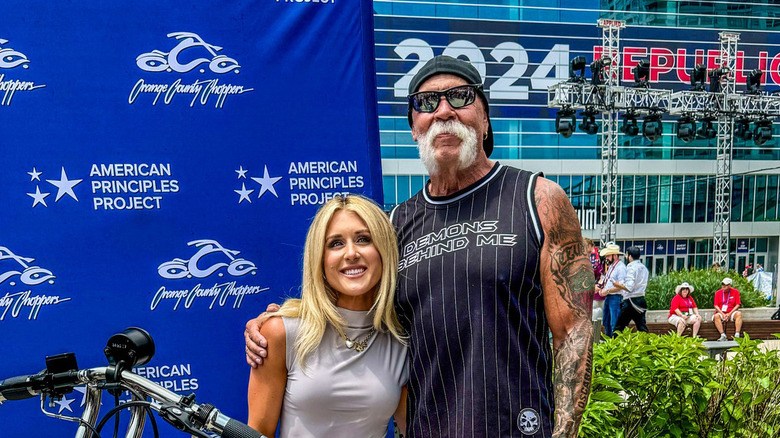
[[0, 1, 382, 435]]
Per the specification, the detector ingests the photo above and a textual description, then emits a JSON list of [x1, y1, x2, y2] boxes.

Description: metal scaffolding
[[548, 23, 780, 269]]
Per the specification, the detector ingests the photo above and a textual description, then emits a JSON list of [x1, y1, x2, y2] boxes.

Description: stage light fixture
[[590, 57, 609, 86], [634, 58, 650, 88], [579, 108, 599, 135], [642, 114, 663, 142], [621, 113, 639, 136], [691, 64, 707, 91], [555, 107, 576, 138], [709, 67, 727, 93], [697, 118, 717, 139], [747, 69, 763, 94], [569, 56, 586, 82], [753, 119, 773, 146], [734, 118, 753, 141], [676, 116, 696, 143]]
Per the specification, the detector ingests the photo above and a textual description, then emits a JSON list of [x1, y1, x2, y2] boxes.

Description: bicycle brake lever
[[158, 403, 212, 438]]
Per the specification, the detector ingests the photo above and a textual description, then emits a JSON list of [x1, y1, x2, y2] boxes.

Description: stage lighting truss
[[709, 66, 728, 93], [697, 118, 717, 140], [676, 116, 696, 143], [579, 107, 599, 135], [642, 112, 663, 142], [753, 118, 773, 146], [590, 57, 610, 86], [621, 112, 640, 136], [555, 106, 577, 138]]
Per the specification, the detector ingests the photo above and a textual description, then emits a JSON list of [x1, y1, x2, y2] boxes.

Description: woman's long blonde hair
[[262, 195, 405, 367]]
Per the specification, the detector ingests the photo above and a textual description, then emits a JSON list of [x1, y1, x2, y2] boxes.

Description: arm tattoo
[[535, 181, 594, 438]]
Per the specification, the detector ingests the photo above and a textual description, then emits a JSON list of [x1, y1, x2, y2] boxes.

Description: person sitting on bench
[[713, 277, 742, 341], [668, 282, 701, 337]]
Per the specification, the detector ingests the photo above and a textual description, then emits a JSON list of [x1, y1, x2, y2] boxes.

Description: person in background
[[613, 246, 649, 333], [713, 277, 742, 341], [585, 238, 605, 321], [596, 243, 626, 337], [246, 195, 408, 438], [668, 282, 701, 337]]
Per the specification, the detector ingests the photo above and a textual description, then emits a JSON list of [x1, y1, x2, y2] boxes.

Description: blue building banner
[[0, 1, 382, 435]]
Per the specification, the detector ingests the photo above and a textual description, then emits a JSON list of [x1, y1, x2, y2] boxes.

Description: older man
[[246, 56, 593, 438]]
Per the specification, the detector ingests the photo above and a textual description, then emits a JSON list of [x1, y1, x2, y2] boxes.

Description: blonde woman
[[247, 195, 408, 438]]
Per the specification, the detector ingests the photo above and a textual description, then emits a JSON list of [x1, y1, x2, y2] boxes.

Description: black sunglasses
[[408, 84, 482, 113]]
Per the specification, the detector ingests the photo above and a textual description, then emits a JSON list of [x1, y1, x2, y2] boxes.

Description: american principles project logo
[[152, 239, 268, 311], [0, 246, 71, 320], [24, 163, 180, 211], [233, 160, 366, 207], [0, 38, 46, 105], [129, 32, 253, 108]]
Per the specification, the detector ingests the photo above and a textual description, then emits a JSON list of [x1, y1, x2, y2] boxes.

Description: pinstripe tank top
[[390, 163, 552, 438]]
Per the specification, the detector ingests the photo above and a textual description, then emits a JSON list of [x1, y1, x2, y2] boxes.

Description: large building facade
[[373, 0, 780, 283]]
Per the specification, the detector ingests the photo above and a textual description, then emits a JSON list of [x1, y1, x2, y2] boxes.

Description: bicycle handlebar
[[1, 366, 265, 438]]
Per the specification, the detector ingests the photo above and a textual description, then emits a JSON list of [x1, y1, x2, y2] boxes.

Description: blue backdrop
[[0, 1, 382, 436]]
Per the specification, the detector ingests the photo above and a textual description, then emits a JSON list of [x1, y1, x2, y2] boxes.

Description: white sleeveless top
[[280, 308, 409, 438]]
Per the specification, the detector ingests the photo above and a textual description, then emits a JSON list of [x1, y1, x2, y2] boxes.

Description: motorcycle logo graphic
[[136, 32, 240, 74], [0, 39, 29, 69], [0, 246, 55, 286], [158, 239, 257, 279]]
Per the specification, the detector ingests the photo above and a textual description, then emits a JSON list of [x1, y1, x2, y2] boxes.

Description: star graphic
[[28, 167, 42, 181], [27, 185, 50, 207], [74, 386, 105, 408], [46, 167, 83, 202], [235, 166, 248, 179], [251, 166, 282, 199], [235, 183, 254, 204], [53, 396, 75, 413]]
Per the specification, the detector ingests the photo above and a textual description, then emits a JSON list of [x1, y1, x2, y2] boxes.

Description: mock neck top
[[279, 307, 409, 438]]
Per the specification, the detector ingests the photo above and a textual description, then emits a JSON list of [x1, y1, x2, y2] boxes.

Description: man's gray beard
[[416, 120, 478, 175]]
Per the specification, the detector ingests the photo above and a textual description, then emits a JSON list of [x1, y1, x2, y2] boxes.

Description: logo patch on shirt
[[517, 408, 540, 435]]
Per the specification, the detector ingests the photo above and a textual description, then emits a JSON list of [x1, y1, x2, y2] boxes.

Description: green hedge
[[580, 331, 780, 438], [644, 268, 768, 311]]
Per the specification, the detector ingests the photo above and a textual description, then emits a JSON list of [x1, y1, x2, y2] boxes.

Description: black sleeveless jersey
[[390, 163, 552, 438]]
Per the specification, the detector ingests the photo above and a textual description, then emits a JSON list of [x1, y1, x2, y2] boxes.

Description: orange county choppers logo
[[0, 38, 46, 106], [0, 246, 71, 320], [129, 32, 253, 108], [151, 239, 268, 311]]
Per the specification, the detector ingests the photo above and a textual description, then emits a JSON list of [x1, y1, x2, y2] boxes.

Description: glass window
[[695, 176, 708, 222], [621, 175, 634, 224], [767, 175, 778, 220], [383, 176, 396, 209], [707, 176, 716, 222], [683, 175, 695, 222], [571, 175, 583, 209], [659, 175, 671, 223], [757, 238, 768, 252], [754, 175, 766, 221], [559, 175, 570, 195], [742, 175, 755, 222], [647, 175, 659, 223], [671, 175, 683, 222], [397, 176, 410, 203], [731, 176, 743, 222], [634, 175, 646, 223]]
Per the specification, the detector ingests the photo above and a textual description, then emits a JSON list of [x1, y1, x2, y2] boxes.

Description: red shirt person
[[668, 282, 701, 337], [713, 277, 743, 341]]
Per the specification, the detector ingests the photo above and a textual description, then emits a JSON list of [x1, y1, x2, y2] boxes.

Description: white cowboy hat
[[675, 282, 695, 294], [599, 243, 623, 257]]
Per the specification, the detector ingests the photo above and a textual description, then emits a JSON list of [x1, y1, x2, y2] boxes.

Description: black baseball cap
[[406, 55, 494, 157]]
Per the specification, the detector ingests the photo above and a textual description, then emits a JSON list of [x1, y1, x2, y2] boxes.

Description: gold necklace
[[343, 328, 376, 352]]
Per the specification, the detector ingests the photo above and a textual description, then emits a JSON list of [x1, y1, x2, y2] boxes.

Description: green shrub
[[644, 268, 767, 311], [580, 331, 780, 438]]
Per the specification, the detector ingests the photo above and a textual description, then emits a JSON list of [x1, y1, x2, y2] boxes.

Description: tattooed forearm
[[553, 319, 594, 438], [535, 179, 595, 438]]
